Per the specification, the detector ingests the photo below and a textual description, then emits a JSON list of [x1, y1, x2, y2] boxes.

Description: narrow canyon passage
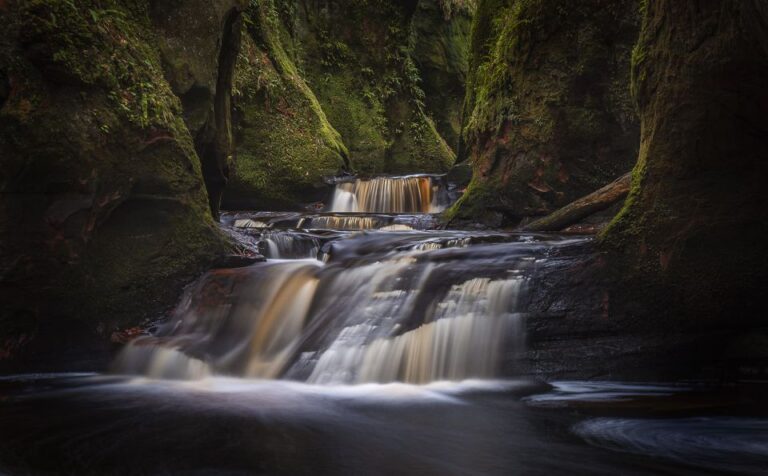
[[1, 176, 766, 475]]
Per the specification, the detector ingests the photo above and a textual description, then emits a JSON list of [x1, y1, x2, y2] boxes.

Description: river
[[0, 176, 766, 475]]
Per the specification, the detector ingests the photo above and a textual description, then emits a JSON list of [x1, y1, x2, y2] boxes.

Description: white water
[[115, 175, 583, 386]]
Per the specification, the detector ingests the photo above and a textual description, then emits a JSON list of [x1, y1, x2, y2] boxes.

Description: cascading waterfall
[[261, 231, 320, 258], [330, 176, 447, 213], [307, 277, 524, 384], [297, 215, 386, 230], [113, 231, 586, 384], [115, 175, 585, 386]]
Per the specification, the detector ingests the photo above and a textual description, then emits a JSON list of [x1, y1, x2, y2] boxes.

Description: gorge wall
[[224, 0, 474, 209], [0, 0, 244, 365], [450, 0, 640, 226], [601, 0, 768, 326]]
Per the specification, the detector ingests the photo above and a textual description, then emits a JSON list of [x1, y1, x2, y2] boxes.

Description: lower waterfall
[[115, 227, 585, 384]]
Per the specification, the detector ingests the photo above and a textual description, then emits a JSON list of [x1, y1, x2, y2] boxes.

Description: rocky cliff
[[602, 0, 768, 325], [223, 0, 349, 210], [450, 0, 640, 226], [0, 0, 243, 365], [223, 0, 473, 208]]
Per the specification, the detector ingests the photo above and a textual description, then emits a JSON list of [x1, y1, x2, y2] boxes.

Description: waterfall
[[114, 174, 585, 386], [330, 176, 447, 213], [307, 277, 524, 384], [261, 231, 320, 259], [297, 215, 388, 230], [115, 262, 322, 379], [112, 234, 554, 384]]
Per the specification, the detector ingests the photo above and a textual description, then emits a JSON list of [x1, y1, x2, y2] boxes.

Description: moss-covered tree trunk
[[602, 0, 768, 324]]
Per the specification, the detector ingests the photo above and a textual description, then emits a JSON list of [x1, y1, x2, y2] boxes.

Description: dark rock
[[602, 0, 768, 327], [450, 0, 640, 226], [0, 0, 234, 369]]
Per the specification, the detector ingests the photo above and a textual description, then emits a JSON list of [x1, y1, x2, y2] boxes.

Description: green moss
[[453, 0, 640, 225], [444, 176, 500, 222], [291, 0, 456, 174], [20, 0, 183, 131], [225, 1, 348, 208]]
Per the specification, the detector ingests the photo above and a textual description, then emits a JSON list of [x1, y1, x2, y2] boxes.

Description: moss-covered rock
[[288, 0, 456, 175], [0, 0, 231, 364], [451, 0, 640, 225], [601, 0, 768, 325], [223, 0, 349, 209], [150, 0, 247, 216], [411, 0, 475, 152]]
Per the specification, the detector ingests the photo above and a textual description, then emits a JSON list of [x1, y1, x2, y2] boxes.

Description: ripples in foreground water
[[1, 374, 766, 475]]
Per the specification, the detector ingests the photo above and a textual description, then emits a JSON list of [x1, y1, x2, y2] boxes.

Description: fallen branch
[[521, 172, 631, 232]]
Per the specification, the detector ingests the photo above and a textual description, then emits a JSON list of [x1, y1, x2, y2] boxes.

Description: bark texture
[[523, 173, 630, 232]]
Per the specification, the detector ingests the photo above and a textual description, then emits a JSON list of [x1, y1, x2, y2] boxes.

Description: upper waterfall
[[330, 175, 449, 213]]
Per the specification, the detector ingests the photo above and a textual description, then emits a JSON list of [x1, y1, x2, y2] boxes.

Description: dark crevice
[[0, 70, 10, 108], [196, 9, 243, 220]]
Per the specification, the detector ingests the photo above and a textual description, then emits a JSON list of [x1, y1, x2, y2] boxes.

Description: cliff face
[[602, 1, 768, 324], [150, 0, 247, 217], [224, 0, 472, 207], [0, 0, 241, 364], [223, 0, 349, 210], [289, 0, 455, 175], [411, 0, 475, 152], [450, 0, 639, 226]]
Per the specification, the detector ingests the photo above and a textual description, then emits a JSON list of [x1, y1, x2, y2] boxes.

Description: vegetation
[[453, 0, 640, 225]]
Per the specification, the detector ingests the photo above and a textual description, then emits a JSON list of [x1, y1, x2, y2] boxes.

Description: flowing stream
[[1, 175, 766, 475]]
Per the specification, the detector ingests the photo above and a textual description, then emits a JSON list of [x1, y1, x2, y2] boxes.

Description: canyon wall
[[602, 0, 768, 325], [225, 0, 473, 206], [0, 0, 243, 364], [450, 0, 639, 226]]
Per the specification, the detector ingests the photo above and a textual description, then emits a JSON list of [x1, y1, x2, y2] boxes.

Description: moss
[[453, 0, 640, 225], [444, 175, 501, 222], [600, 0, 768, 325], [224, 1, 348, 208], [0, 0, 231, 343], [291, 0, 456, 175], [411, 0, 474, 151], [20, 0, 183, 132]]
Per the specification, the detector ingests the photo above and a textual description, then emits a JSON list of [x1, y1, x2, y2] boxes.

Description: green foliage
[[293, 0, 455, 174]]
